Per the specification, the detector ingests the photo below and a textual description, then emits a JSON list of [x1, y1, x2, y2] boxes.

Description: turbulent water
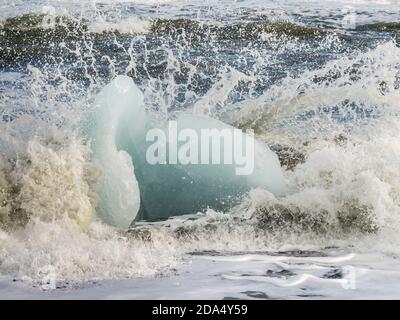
[[0, 0, 400, 299]]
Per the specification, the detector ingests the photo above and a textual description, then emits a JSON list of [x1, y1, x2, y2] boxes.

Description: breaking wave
[[0, 1, 400, 285]]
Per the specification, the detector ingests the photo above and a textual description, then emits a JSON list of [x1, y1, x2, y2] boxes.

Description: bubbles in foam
[[0, 134, 180, 282]]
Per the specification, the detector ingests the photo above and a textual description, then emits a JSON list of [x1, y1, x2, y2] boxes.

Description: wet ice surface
[[1, 0, 400, 299], [2, 251, 400, 299]]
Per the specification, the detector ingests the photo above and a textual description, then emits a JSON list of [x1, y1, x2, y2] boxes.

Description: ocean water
[[0, 0, 399, 299]]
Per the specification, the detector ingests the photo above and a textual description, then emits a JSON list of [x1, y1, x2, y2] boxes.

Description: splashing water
[[0, 0, 400, 297]]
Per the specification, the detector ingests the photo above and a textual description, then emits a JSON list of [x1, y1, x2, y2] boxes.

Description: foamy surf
[[0, 0, 399, 299]]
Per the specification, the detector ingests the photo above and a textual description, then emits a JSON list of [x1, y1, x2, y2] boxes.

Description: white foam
[[88, 16, 152, 34], [1, 1, 400, 289]]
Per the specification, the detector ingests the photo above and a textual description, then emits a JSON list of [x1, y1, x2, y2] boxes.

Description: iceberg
[[85, 76, 286, 227]]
